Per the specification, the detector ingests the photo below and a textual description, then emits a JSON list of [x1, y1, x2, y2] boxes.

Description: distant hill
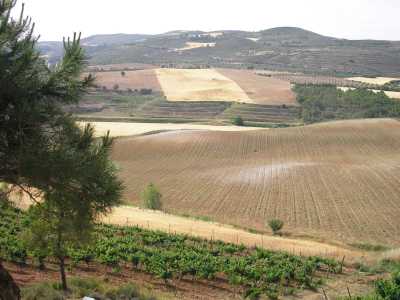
[[38, 27, 400, 76]]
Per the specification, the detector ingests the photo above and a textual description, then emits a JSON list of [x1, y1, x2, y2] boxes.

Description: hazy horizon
[[18, 0, 400, 42]]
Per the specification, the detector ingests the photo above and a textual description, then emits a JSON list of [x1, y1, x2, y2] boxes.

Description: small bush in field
[[268, 219, 284, 235], [141, 183, 162, 210], [232, 116, 244, 126]]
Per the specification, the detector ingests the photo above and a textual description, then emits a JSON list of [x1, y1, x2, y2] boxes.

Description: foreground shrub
[[22, 283, 64, 300], [268, 219, 284, 235], [375, 270, 400, 300], [141, 183, 162, 210]]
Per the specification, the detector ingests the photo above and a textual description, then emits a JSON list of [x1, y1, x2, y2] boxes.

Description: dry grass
[[218, 68, 297, 105], [104, 206, 364, 261], [78, 121, 267, 137], [112, 118, 400, 247], [92, 69, 161, 91], [176, 42, 216, 51], [155, 68, 251, 102], [11, 186, 362, 261], [348, 77, 400, 85]]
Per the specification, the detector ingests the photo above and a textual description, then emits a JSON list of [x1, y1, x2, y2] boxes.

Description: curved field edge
[[11, 191, 364, 262], [111, 118, 400, 247], [104, 205, 364, 261], [78, 121, 268, 137]]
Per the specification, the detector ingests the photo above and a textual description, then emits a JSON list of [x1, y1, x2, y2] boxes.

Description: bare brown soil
[[92, 69, 162, 91], [111, 118, 400, 247], [218, 68, 297, 105]]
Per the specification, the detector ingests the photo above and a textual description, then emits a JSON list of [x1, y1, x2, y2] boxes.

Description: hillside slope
[[39, 27, 400, 76], [112, 118, 400, 246]]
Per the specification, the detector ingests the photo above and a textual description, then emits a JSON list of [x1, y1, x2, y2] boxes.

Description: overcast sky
[[16, 0, 400, 41]]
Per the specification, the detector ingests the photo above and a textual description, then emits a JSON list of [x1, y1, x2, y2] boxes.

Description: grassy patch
[[353, 259, 400, 275], [22, 277, 165, 300], [350, 243, 390, 252], [179, 213, 213, 222]]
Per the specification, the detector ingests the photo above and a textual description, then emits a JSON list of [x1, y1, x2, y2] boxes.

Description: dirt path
[[103, 206, 365, 261]]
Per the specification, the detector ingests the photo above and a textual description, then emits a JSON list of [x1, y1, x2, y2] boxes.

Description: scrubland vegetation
[[294, 84, 400, 123]]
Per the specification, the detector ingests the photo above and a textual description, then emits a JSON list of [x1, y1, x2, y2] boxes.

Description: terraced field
[[112, 118, 400, 246]]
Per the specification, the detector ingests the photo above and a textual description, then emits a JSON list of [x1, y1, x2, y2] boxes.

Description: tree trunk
[[58, 256, 68, 291], [0, 262, 20, 300]]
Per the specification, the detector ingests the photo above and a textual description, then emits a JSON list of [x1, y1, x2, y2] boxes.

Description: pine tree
[[0, 0, 123, 293]]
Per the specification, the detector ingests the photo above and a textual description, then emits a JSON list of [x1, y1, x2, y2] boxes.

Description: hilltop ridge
[[39, 27, 400, 76]]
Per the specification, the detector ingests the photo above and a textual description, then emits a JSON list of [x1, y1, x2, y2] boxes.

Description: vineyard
[[112, 118, 400, 246], [0, 203, 339, 299]]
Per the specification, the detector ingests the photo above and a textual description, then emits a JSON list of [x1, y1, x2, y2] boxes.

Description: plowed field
[[218, 68, 296, 105], [112, 118, 400, 246], [93, 69, 161, 91]]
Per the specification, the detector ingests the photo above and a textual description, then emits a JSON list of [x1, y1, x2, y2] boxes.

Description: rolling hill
[[111, 118, 400, 247], [39, 27, 400, 76]]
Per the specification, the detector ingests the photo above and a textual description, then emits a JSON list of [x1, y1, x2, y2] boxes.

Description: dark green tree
[[232, 116, 244, 126], [141, 183, 162, 210], [0, 0, 122, 294], [267, 219, 284, 235]]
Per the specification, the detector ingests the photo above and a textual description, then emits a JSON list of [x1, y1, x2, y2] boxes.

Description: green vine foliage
[[1, 203, 339, 299]]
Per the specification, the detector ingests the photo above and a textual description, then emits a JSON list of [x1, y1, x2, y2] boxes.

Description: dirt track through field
[[103, 206, 363, 261], [112, 118, 400, 246]]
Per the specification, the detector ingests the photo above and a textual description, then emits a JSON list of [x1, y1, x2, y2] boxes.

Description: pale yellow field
[[176, 42, 216, 51], [348, 77, 399, 85], [79, 121, 267, 137], [338, 86, 400, 99], [155, 68, 252, 102]]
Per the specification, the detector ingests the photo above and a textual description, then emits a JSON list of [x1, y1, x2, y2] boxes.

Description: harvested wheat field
[[348, 77, 399, 85], [79, 121, 266, 137], [93, 69, 161, 91], [218, 68, 297, 105], [155, 68, 251, 102], [112, 118, 400, 246]]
